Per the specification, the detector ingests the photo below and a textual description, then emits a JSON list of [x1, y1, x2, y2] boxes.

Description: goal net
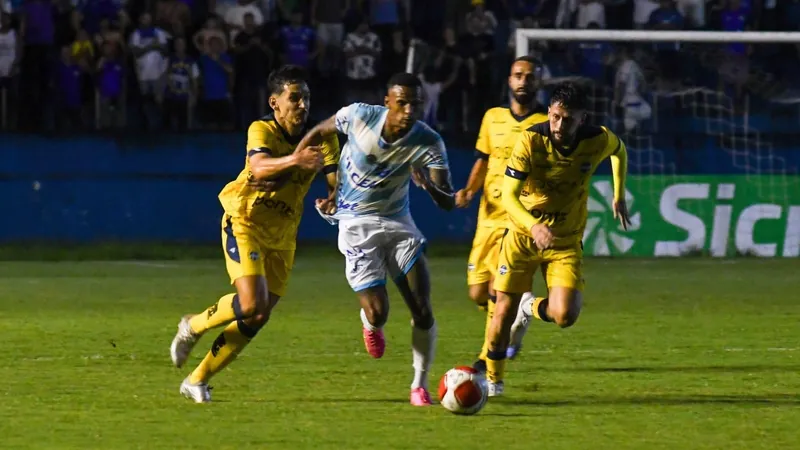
[[406, 30, 800, 258]]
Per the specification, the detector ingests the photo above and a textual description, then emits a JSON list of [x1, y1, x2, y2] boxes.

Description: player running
[[485, 82, 631, 395], [296, 73, 455, 406], [454, 56, 547, 379], [169, 65, 339, 403]]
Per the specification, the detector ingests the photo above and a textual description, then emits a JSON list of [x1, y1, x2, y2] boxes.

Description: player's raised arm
[[248, 121, 323, 181], [606, 130, 632, 230], [295, 114, 338, 154], [502, 132, 554, 249], [456, 112, 491, 208]]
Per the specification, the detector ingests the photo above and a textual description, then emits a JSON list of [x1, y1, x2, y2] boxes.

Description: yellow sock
[[478, 298, 496, 361], [485, 350, 507, 384], [189, 293, 242, 334], [189, 319, 260, 384], [531, 297, 553, 322]]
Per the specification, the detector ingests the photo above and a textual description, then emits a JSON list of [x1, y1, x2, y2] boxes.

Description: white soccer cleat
[[487, 381, 504, 397], [507, 293, 535, 360], [180, 376, 211, 403], [170, 315, 200, 368]]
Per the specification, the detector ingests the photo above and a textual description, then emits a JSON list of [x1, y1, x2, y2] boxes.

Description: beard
[[512, 89, 534, 106]]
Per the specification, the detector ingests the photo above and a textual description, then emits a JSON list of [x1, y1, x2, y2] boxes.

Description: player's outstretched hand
[[454, 189, 474, 208], [530, 223, 555, 250], [613, 199, 633, 231], [316, 197, 337, 215], [295, 145, 324, 172], [411, 167, 430, 189]]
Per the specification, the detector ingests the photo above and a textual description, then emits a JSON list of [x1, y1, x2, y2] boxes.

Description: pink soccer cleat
[[362, 327, 386, 359], [410, 387, 433, 406]]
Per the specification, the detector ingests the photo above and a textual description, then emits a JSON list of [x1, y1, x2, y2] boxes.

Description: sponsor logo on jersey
[[253, 197, 295, 217]]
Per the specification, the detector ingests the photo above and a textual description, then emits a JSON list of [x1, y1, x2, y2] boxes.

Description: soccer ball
[[438, 366, 489, 415]]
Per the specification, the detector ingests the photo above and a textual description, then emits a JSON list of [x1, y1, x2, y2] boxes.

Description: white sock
[[410, 321, 437, 390], [520, 292, 535, 317], [360, 308, 379, 331]]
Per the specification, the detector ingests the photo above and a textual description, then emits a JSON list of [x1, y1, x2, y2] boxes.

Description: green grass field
[[1, 251, 799, 449]]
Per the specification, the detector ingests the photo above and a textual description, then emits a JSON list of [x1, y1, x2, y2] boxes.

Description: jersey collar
[[505, 102, 546, 123], [264, 113, 307, 145]]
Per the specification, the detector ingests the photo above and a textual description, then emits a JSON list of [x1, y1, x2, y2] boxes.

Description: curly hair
[[549, 82, 588, 111]]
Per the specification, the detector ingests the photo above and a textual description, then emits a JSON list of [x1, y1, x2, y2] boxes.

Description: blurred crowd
[[0, 0, 797, 135]]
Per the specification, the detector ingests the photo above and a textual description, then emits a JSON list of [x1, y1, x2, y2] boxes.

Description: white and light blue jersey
[[332, 102, 450, 219]]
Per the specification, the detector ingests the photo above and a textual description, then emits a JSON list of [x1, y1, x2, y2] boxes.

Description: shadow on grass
[[498, 394, 800, 407], [575, 364, 800, 374]]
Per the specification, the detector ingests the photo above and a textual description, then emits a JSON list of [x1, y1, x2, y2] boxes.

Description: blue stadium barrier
[[2, 134, 799, 243]]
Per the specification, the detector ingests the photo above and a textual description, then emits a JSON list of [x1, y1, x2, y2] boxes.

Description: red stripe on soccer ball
[[454, 380, 483, 408], [438, 372, 449, 401]]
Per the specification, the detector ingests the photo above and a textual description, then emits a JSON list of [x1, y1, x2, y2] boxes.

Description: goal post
[[508, 28, 800, 258], [514, 30, 800, 58]]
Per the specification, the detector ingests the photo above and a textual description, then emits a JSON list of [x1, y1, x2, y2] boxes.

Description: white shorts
[[337, 214, 426, 292]]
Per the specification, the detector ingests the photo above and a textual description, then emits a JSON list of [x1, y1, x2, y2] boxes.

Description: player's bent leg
[[544, 286, 583, 328], [467, 282, 490, 309], [485, 290, 523, 397], [170, 284, 263, 369], [358, 285, 390, 359], [533, 248, 585, 328], [395, 255, 436, 406], [179, 275, 270, 403]]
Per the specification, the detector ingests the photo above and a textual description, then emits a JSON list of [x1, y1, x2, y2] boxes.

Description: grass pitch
[[1, 251, 799, 449]]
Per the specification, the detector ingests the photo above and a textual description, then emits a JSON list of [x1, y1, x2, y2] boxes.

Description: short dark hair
[[387, 72, 422, 90], [549, 82, 587, 111], [267, 65, 308, 96], [512, 55, 540, 67], [511, 55, 542, 76]]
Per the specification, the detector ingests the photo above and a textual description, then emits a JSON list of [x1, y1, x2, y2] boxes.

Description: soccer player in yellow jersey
[[485, 82, 632, 396], [168, 65, 340, 403], [454, 56, 547, 374]]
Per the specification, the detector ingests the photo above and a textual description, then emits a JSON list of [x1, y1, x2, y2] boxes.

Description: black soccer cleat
[[472, 358, 487, 374]]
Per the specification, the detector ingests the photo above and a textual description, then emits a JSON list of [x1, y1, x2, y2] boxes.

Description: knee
[[468, 284, 490, 306], [240, 292, 277, 321], [551, 309, 580, 328], [410, 311, 434, 330], [236, 294, 260, 317], [549, 297, 582, 329]]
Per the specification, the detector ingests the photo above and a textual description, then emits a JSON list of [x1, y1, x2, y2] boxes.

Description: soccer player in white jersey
[[296, 72, 455, 406]]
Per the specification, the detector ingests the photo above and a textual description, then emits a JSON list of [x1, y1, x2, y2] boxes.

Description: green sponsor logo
[[581, 176, 800, 257]]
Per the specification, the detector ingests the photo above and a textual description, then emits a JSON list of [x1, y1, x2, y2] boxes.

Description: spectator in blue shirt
[[96, 41, 125, 129], [570, 23, 612, 83], [162, 37, 199, 131], [279, 10, 317, 68], [718, 0, 751, 103], [648, 0, 685, 87], [55, 45, 87, 131], [199, 35, 234, 130]]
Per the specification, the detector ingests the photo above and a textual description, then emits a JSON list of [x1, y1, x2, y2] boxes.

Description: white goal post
[[514, 29, 800, 58]]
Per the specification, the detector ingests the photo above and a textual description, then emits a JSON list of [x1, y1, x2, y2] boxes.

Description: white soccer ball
[[437, 366, 489, 415]]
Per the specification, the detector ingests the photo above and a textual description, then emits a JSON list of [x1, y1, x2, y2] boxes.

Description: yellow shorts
[[221, 215, 295, 297], [493, 230, 584, 294], [466, 226, 506, 285]]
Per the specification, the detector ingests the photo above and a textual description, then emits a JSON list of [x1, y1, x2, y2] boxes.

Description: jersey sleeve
[[419, 136, 450, 170], [505, 131, 533, 180], [246, 121, 276, 158], [474, 110, 491, 160], [601, 127, 625, 159], [321, 133, 340, 174], [334, 102, 374, 135]]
